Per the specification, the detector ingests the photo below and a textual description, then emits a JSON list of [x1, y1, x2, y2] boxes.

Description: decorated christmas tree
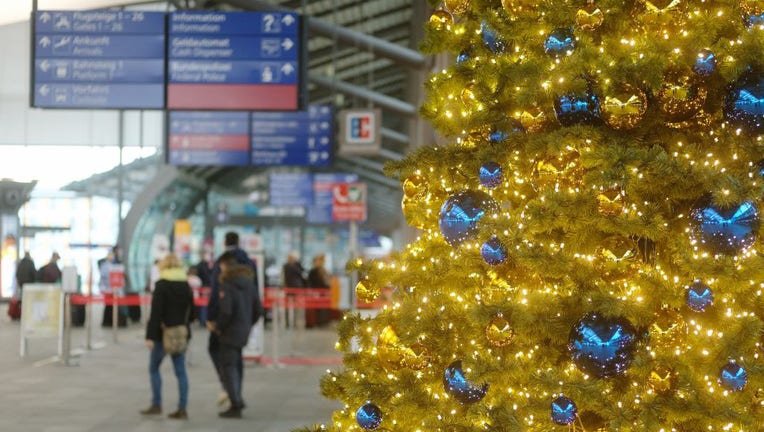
[[318, 0, 764, 430]]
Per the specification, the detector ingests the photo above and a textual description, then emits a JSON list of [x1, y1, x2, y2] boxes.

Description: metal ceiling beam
[[309, 74, 416, 117], [334, 159, 399, 189], [221, 0, 426, 69]]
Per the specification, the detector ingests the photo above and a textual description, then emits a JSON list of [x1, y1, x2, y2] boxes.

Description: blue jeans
[[149, 342, 188, 410]]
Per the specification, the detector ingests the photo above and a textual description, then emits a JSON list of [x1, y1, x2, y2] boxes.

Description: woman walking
[[141, 254, 194, 419]]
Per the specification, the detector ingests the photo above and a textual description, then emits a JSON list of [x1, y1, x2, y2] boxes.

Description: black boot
[[218, 406, 242, 419]]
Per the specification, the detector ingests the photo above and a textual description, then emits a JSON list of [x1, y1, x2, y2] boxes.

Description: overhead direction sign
[[32, 10, 166, 109], [167, 111, 250, 166], [269, 173, 314, 207], [307, 173, 358, 224], [332, 182, 368, 222], [167, 11, 302, 110], [251, 104, 333, 167]]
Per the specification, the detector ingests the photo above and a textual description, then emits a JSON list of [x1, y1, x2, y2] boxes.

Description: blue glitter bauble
[[545, 28, 576, 57], [481, 236, 508, 265], [457, 50, 471, 65], [356, 403, 382, 430], [693, 49, 717, 77], [720, 362, 748, 392], [481, 21, 506, 54], [745, 12, 764, 28], [443, 360, 489, 404], [554, 92, 601, 126], [686, 280, 714, 312], [479, 162, 503, 189], [725, 72, 764, 134], [551, 396, 578, 425], [568, 312, 637, 378], [439, 191, 499, 247], [691, 201, 760, 255]]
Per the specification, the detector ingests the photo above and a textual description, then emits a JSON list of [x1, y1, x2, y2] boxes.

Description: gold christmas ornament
[[657, 74, 707, 121], [740, 0, 764, 15], [403, 174, 427, 199], [533, 151, 583, 189], [641, 0, 682, 25], [597, 236, 639, 282], [648, 365, 677, 394], [461, 85, 476, 107], [356, 280, 380, 304], [597, 187, 626, 217], [401, 342, 430, 370], [516, 108, 547, 133], [377, 326, 403, 368], [501, 0, 536, 14], [649, 309, 688, 349], [576, 6, 604, 30], [429, 9, 453, 30], [485, 315, 515, 347], [444, 0, 470, 15], [601, 85, 648, 130]]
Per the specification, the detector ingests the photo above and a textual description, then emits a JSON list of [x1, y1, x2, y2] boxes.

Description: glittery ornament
[[568, 312, 637, 378], [693, 49, 717, 77], [601, 85, 647, 130], [725, 72, 764, 134], [720, 361, 748, 392], [461, 85, 476, 107], [648, 365, 677, 393], [517, 108, 547, 133], [641, 0, 682, 25], [479, 162, 503, 189], [657, 74, 707, 121], [356, 402, 382, 430], [686, 280, 714, 312], [551, 396, 578, 425], [403, 174, 427, 199], [481, 21, 507, 54], [444, 0, 469, 15], [401, 342, 430, 370], [544, 28, 576, 57], [597, 236, 639, 282], [741, 0, 764, 15], [443, 360, 489, 404], [356, 280, 380, 303], [597, 187, 625, 217], [429, 9, 453, 30], [377, 326, 402, 368], [439, 190, 499, 247], [649, 309, 688, 349], [485, 315, 515, 347], [576, 6, 604, 30], [745, 12, 764, 27], [554, 92, 601, 126], [691, 200, 760, 255], [534, 150, 583, 189], [482, 236, 509, 266]]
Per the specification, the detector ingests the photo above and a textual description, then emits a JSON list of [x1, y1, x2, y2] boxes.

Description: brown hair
[[158, 253, 183, 271]]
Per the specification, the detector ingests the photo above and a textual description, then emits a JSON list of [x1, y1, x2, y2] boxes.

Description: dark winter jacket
[[217, 264, 254, 348], [16, 257, 36, 288], [283, 262, 306, 287], [307, 267, 330, 289], [146, 269, 195, 342], [37, 262, 62, 283], [208, 247, 257, 321]]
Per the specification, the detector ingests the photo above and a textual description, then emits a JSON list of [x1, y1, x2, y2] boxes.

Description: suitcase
[[7, 297, 20, 321]]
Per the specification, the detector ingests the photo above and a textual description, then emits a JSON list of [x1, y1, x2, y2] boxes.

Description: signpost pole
[[349, 220, 359, 312]]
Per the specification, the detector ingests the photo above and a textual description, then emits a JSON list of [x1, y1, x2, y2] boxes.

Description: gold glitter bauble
[[485, 315, 515, 347], [576, 6, 604, 30], [533, 150, 583, 189], [444, 0, 469, 15], [403, 174, 427, 199], [516, 108, 547, 133], [401, 342, 430, 370], [356, 280, 380, 303], [597, 236, 639, 282], [640, 0, 682, 25], [461, 85, 476, 107], [429, 9, 453, 30], [740, 0, 764, 15], [601, 85, 648, 130], [597, 187, 625, 217], [657, 74, 707, 121], [648, 365, 677, 394], [649, 309, 688, 349], [377, 326, 402, 368]]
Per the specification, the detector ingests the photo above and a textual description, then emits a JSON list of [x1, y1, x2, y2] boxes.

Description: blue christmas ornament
[[479, 162, 503, 189], [489, 130, 511, 143], [686, 280, 714, 312], [745, 12, 764, 28], [481, 21, 506, 54], [544, 28, 576, 57], [551, 396, 578, 426], [482, 236, 508, 265], [720, 362, 748, 392], [725, 72, 764, 134], [693, 49, 717, 77], [356, 402, 382, 430], [554, 92, 601, 126], [568, 312, 637, 378], [691, 200, 760, 255], [443, 360, 489, 404], [439, 191, 499, 247], [457, 50, 471, 65]]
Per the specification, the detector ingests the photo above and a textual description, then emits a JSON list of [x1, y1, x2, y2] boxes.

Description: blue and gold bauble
[[720, 361, 748, 392], [439, 191, 499, 247], [482, 236, 508, 265], [356, 402, 383, 430], [544, 28, 576, 58], [657, 74, 707, 121], [554, 92, 601, 126], [443, 360, 489, 403], [693, 49, 717, 77], [724, 72, 764, 134], [551, 395, 578, 425], [691, 200, 760, 255], [482, 21, 507, 54], [686, 280, 714, 312], [568, 312, 637, 378], [479, 162, 503, 189], [601, 84, 648, 130]]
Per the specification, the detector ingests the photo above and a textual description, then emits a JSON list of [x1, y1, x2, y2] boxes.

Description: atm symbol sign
[[347, 112, 375, 144]]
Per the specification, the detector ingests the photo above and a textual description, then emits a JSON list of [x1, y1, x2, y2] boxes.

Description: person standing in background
[[37, 252, 62, 283], [282, 252, 306, 288], [15, 251, 36, 298], [306, 254, 331, 328]]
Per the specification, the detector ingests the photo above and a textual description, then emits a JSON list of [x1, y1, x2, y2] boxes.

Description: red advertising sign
[[332, 182, 367, 222], [108, 265, 125, 291]]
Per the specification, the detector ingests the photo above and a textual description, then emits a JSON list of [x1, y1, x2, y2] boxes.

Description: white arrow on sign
[[39, 36, 51, 48], [281, 63, 295, 75], [321, 152, 329, 160], [281, 38, 294, 50], [40, 60, 51, 72], [320, 122, 330, 130], [282, 14, 295, 26], [39, 85, 50, 96], [39, 12, 51, 23]]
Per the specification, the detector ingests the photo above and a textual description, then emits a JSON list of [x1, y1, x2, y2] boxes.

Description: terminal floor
[[0, 305, 342, 431]]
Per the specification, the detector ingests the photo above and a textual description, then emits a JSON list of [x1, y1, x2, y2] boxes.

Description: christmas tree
[[318, 0, 764, 430]]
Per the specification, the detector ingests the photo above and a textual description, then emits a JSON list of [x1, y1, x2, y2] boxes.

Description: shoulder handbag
[[162, 306, 190, 355]]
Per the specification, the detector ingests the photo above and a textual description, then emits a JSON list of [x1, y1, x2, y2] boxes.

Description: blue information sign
[[306, 173, 359, 224], [167, 111, 250, 166], [251, 105, 334, 167], [33, 10, 166, 109], [269, 173, 314, 208]]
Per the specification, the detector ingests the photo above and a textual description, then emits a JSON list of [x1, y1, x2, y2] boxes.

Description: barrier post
[[61, 293, 76, 366], [85, 295, 93, 349], [270, 288, 282, 368], [112, 294, 118, 344]]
